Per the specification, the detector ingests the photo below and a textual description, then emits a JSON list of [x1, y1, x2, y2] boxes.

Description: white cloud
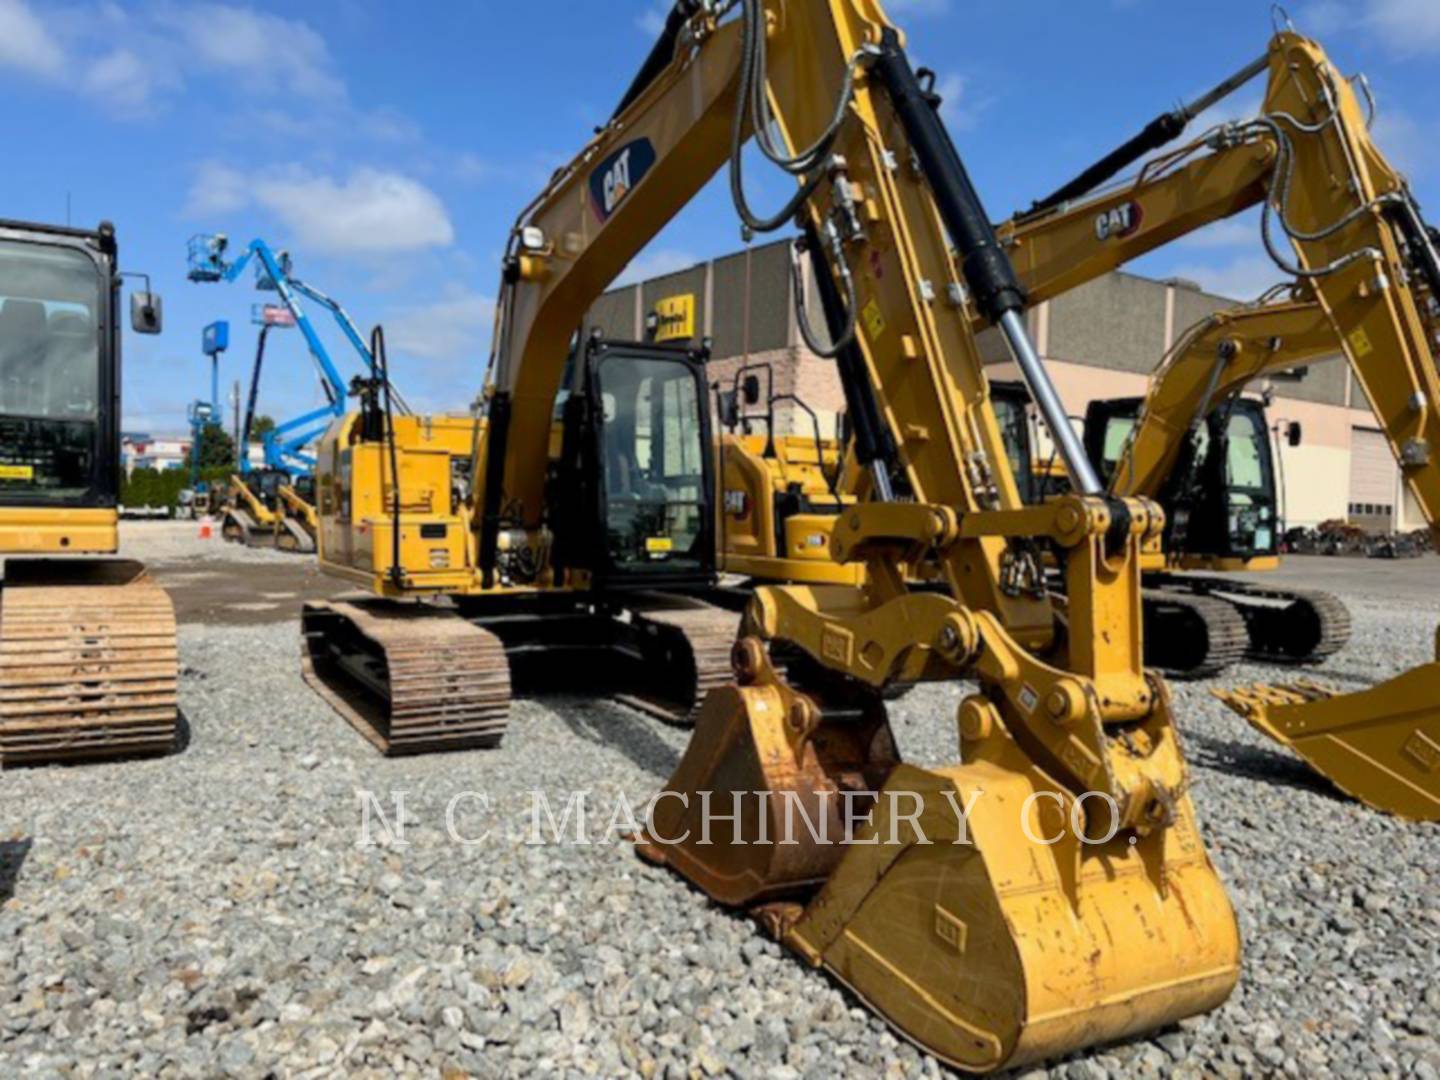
[[614, 249, 699, 287], [1304, 0, 1440, 54], [1163, 254, 1288, 301], [935, 72, 985, 132], [455, 152, 492, 183], [253, 169, 455, 255], [0, 0, 64, 76], [185, 163, 455, 256], [185, 160, 250, 217], [85, 47, 169, 115], [386, 288, 496, 364], [152, 2, 344, 102], [0, 0, 408, 132], [1362, 0, 1440, 53]]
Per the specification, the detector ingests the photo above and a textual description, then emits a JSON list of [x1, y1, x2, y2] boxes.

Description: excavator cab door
[[570, 339, 715, 590], [1196, 399, 1279, 560]]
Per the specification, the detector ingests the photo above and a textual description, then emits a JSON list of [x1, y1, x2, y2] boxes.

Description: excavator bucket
[[643, 669, 1240, 1073], [1215, 664, 1440, 821]]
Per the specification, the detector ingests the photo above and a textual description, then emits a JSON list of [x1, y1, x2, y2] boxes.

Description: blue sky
[[2, 0, 1437, 434]]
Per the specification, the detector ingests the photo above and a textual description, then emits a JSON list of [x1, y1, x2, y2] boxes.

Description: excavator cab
[[553, 336, 715, 590], [0, 218, 177, 765], [0, 222, 125, 525], [1085, 396, 1281, 565]]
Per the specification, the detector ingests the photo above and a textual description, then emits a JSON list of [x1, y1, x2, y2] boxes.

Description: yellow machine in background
[[1081, 293, 1354, 672], [277, 481, 317, 541], [715, 364, 861, 586], [303, 322, 736, 754], [221, 469, 316, 553], [0, 218, 177, 765]]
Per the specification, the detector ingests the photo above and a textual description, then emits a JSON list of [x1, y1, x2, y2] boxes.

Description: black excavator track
[[612, 594, 743, 726], [301, 591, 741, 754], [1140, 587, 1250, 679], [1150, 574, 1352, 667]]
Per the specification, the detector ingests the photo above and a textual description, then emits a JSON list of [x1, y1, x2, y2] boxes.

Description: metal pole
[[997, 310, 1101, 495]]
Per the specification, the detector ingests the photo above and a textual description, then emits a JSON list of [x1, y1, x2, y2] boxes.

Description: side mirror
[[1287, 420, 1303, 448], [718, 390, 739, 430], [742, 374, 762, 406], [131, 292, 163, 335]]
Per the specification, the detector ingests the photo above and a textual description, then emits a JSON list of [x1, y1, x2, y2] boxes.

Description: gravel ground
[[118, 520, 306, 565], [0, 536, 1437, 1078]]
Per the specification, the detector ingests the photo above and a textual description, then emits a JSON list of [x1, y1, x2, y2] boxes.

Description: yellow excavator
[[0, 218, 177, 765], [301, 311, 737, 753], [716, 14, 1440, 821], [1080, 292, 1354, 673], [303, 0, 1253, 1068]]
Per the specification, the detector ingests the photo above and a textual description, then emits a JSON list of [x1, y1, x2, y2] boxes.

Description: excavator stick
[[1216, 665, 1440, 820], [0, 559, 178, 766], [300, 599, 510, 754], [630, 0, 1244, 1068]]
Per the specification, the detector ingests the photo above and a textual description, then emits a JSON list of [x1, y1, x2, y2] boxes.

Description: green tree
[[122, 467, 160, 508], [251, 414, 276, 438], [196, 423, 237, 469]]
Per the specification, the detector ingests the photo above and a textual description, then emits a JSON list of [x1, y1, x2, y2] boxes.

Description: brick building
[[592, 242, 1420, 531]]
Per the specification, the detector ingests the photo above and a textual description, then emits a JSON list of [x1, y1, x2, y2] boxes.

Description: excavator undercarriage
[[300, 590, 740, 753]]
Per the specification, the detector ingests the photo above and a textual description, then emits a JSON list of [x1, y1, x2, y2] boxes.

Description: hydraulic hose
[[371, 325, 403, 587]]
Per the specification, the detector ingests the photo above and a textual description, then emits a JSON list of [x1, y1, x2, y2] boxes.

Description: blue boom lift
[[186, 234, 407, 550]]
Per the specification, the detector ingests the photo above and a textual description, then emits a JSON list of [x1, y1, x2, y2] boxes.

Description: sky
[[2, 0, 1438, 435]]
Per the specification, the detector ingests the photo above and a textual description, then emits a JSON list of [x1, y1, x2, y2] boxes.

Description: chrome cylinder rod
[[998, 309, 1102, 495]]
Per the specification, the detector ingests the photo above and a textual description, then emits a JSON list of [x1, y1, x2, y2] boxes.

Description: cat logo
[[1094, 201, 1143, 241], [589, 138, 657, 222], [723, 489, 749, 517]]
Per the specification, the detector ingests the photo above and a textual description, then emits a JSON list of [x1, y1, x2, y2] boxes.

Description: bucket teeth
[[1213, 679, 1338, 716], [1214, 665, 1440, 820]]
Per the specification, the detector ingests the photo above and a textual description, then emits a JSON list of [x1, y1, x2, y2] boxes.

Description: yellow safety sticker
[[0, 464, 34, 480], [645, 536, 674, 553], [1348, 326, 1374, 357], [862, 298, 886, 340]]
